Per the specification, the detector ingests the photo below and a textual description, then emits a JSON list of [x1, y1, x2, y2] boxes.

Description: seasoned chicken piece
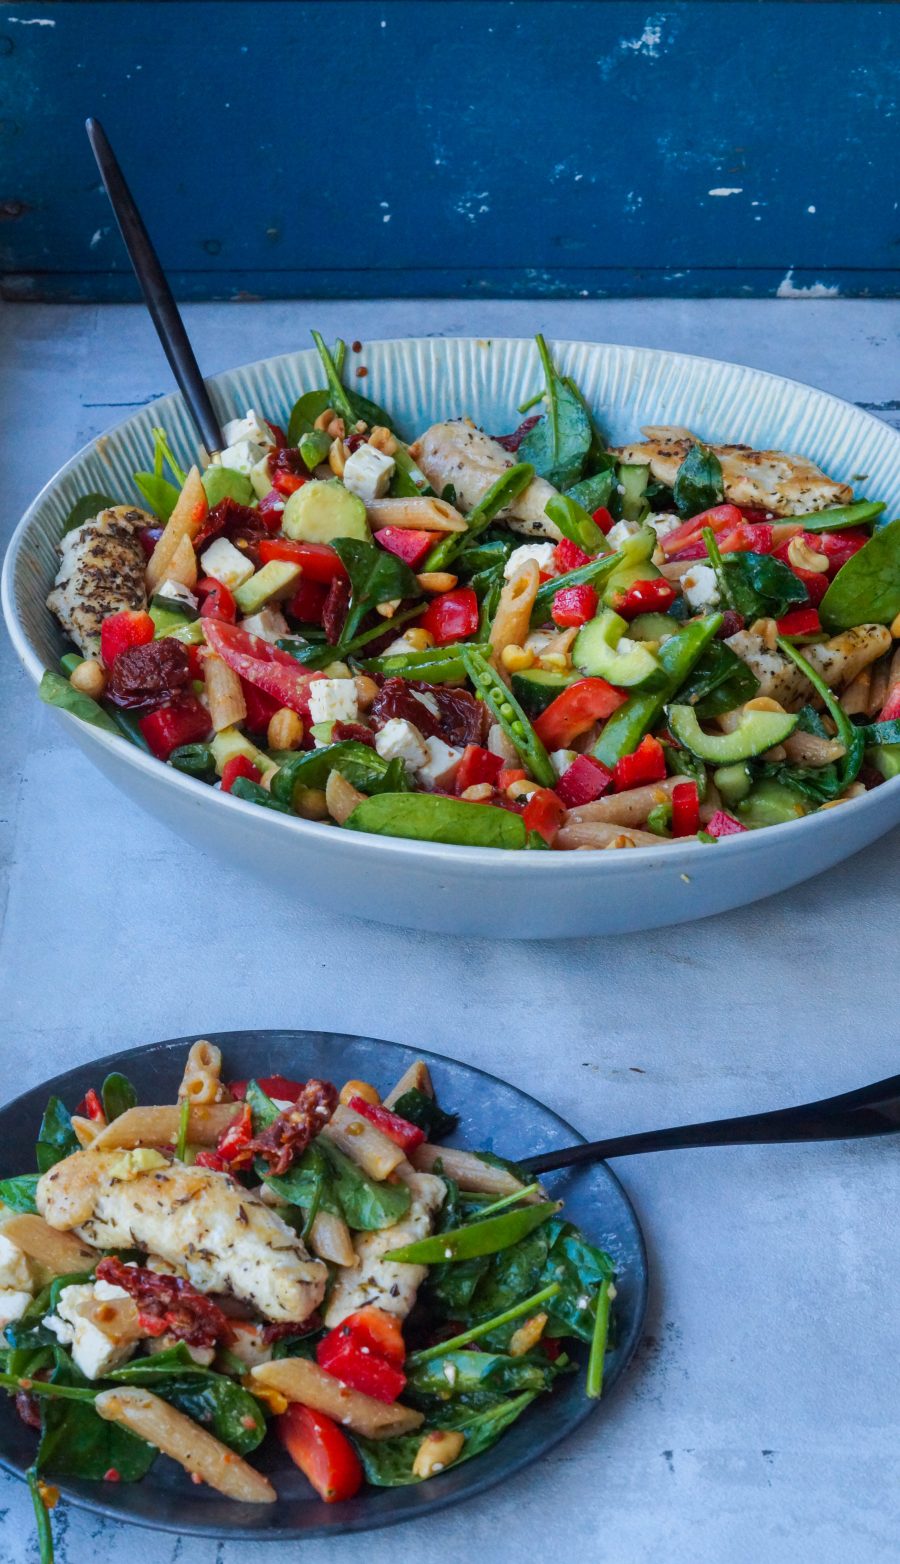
[[611, 426, 853, 517], [37, 1150, 326, 1324], [726, 623, 892, 712], [47, 506, 150, 656], [323, 1166, 446, 1328], [725, 631, 813, 710], [409, 421, 562, 539]]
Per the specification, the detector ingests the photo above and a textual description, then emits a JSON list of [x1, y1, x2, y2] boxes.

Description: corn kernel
[[501, 644, 535, 673], [339, 1079, 381, 1106]]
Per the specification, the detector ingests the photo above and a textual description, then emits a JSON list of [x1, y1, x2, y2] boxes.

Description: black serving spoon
[[521, 1073, 900, 1175], [85, 116, 224, 456]]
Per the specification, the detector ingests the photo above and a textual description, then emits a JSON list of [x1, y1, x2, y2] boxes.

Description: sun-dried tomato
[[246, 1079, 338, 1177], [262, 1313, 323, 1345], [493, 416, 540, 452], [106, 638, 191, 709], [331, 721, 376, 747], [15, 1386, 43, 1429], [717, 610, 745, 639], [95, 1257, 231, 1348], [271, 446, 306, 477], [193, 498, 268, 555], [369, 679, 485, 747], [322, 578, 351, 644]]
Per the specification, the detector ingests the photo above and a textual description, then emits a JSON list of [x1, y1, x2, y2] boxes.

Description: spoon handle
[[522, 1074, 900, 1175], [86, 117, 224, 455]]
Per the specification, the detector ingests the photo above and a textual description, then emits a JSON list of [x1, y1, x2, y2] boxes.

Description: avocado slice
[[668, 703, 798, 763], [210, 725, 277, 778], [510, 666, 578, 716], [202, 465, 256, 508], [574, 608, 665, 690], [234, 560, 302, 615], [282, 479, 370, 544]]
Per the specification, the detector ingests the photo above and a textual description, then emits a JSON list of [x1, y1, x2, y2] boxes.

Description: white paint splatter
[[620, 20, 663, 57], [807, 205, 816, 214], [624, 190, 643, 213], [454, 192, 491, 223], [776, 269, 840, 299], [708, 187, 743, 197], [89, 228, 107, 249], [7, 14, 56, 21]]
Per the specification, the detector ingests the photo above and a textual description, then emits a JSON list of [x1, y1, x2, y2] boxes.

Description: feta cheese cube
[[154, 578, 199, 612], [240, 608, 290, 643], [221, 409, 277, 451], [0, 1289, 33, 1334], [48, 1281, 137, 1380], [682, 563, 721, 611], [606, 520, 640, 549], [503, 542, 557, 581], [341, 444, 395, 505], [647, 512, 681, 541], [200, 536, 255, 592], [374, 718, 429, 771], [0, 1231, 35, 1292], [550, 748, 578, 778], [417, 735, 464, 789], [308, 678, 360, 726], [218, 438, 269, 477]]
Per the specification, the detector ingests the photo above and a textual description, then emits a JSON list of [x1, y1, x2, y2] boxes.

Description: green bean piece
[[586, 1276, 614, 1399], [460, 646, 556, 787], [776, 636, 864, 789], [311, 330, 355, 427], [463, 1182, 542, 1220], [424, 463, 535, 572], [385, 1199, 561, 1264], [229, 777, 294, 814], [592, 613, 723, 766], [28, 1468, 55, 1564], [60, 652, 83, 676], [175, 1095, 190, 1162], [530, 549, 624, 624], [407, 1282, 562, 1367]]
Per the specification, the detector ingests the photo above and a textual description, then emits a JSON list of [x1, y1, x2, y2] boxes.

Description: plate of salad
[[0, 1029, 647, 1549], [4, 332, 900, 935]]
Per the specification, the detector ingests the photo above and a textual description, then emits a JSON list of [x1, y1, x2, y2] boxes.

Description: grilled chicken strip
[[37, 1150, 327, 1324], [409, 421, 562, 539], [323, 1166, 446, 1328], [726, 623, 892, 711], [47, 506, 150, 656], [611, 426, 853, 516]]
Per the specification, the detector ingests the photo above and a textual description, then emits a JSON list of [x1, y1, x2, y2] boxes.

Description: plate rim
[[0, 1026, 649, 1542]]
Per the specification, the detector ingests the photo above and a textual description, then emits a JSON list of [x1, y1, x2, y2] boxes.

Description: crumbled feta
[[616, 636, 640, 655], [682, 563, 721, 610], [308, 678, 360, 726], [417, 736, 464, 789], [606, 520, 640, 549], [46, 1281, 137, 1380], [226, 1321, 274, 1369], [503, 542, 556, 581], [550, 748, 578, 778], [147, 1334, 215, 1367], [382, 631, 429, 656], [0, 1231, 35, 1292], [221, 409, 276, 451], [240, 608, 290, 643], [218, 438, 269, 477], [0, 1289, 33, 1334], [374, 718, 428, 771], [647, 512, 681, 541], [200, 536, 255, 592], [154, 578, 199, 611], [412, 690, 440, 719], [342, 444, 395, 504]]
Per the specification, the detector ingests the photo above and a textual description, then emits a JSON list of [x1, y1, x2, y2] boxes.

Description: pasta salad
[[40, 332, 900, 850], [0, 1043, 616, 1557]]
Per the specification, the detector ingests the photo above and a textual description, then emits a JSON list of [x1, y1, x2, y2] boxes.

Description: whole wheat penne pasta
[[79, 1292, 142, 1345], [698, 781, 723, 825], [321, 1105, 406, 1180], [71, 1114, 101, 1149], [556, 821, 674, 849], [204, 653, 248, 732], [165, 532, 198, 590], [840, 668, 871, 715], [489, 561, 540, 668], [782, 731, 846, 766], [308, 1209, 356, 1268], [866, 654, 891, 717], [88, 1102, 241, 1151], [364, 497, 467, 532], [146, 466, 208, 592], [94, 1387, 276, 1503], [383, 1059, 433, 1109], [0, 1213, 98, 1275], [563, 776, 682, 827], [409, 1143, 540, 1200], [178, 1039, 231, 1105], [251, 1359, 423, 1438]]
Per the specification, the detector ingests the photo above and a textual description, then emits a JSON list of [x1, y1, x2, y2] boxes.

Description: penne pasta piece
[[0, 1213, 98, 1275], [165, 532, 198, 590], [555, 821, 674, 849], [866, 654, 891, 718], [383, 1059, 434, 1109], [409, 1143, 541, 1200], [71, 1114, 101, 1149], [840, 668, 871, 715], [364, 497, 467, 533], [251, 1359, 423, 1439], [88, 1102, 242, 1151], [204, 655, 247, 733], [146, 466, 208, 592], [94, 1387, 276, 1503], [782, 731, 846, 766], [178, 1039, 232, 1105], [321, 1105, 406, 1180], [489, 561, 540, 672], [79, 1292, 142, 1345], [563, 776, 682, 828], [308, 1209, 356, 1268]]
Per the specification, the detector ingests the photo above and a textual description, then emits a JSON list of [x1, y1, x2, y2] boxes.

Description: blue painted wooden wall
[[1, 1, 897, 301]]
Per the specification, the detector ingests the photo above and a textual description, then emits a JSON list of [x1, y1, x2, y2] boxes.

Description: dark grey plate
[[0, 1030, 648, 1540]]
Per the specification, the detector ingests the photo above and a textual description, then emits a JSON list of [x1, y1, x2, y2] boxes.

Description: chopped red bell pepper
[[455, 744, 504, 794], [497, 767, 526, 790], [551, 583, 598, 628], [738, 507, 776, 524], [139, 695, 211, 760], [203, 621, 317, 716], [271, 470, 307, 496], [329, 1306, 406, 1365], [612, 734, 666, 792], [278, 1404, 363, 1503], [592, 506, 614, 534], [671, 780, 700, 836], [239, 678, 282, 733], [221, 755, 262, 793], [554, 538, 592, 572], [288, 576, 329, 625], [73, 1087, 106, 1123], [317, 1307, 407, 1403], [522, 787, 566, 844], [534, 678, 628, 750], [878, 684, 900, 722], [257, 489, 286, 531], [197, 577, 237, 623], [419, 587, 480, 646], [705, 809, 747, 837], [815, 529, 869, 574], [776, 606, 821, 637], [790, 566, 828, 607], [347, 1096, 425, 1152], [229, 1075, 305, 1103], [258, 538, 348, 581], [374, 527, 436, 570], [193, 1150, 227, 1171], [555, 753, 614, 808], [611, 577, 677, 619], [661, 504, 744, 558], [100, 609, 155, 669], [214, 1102, 254, 1168]]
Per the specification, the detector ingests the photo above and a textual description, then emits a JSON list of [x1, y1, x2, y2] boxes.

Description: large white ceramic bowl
[[4, 336, 900, 937]]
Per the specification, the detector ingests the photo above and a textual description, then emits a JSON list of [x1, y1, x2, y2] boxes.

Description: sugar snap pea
[[592, 613, 723, 766], [385, 1199, 561, 1264], [459, 646, 556, 787], [424, 463, 535, 572]]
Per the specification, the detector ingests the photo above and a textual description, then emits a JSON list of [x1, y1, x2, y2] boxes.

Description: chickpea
[[339, 1079, 381, 1107], [267, 708, 304, 751], [70, 658, 107, 699]]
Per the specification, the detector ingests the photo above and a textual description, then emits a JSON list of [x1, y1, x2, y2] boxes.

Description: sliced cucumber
[[282, 479, 369, 544], [510, 667, 578, 716], [616, 462, 650, 523], [210, 726, 277, 777], [574, 609, 665, 690], [668, 703, 798, 763], [628, 612, 678, 642], [737, 779, 809, 828]]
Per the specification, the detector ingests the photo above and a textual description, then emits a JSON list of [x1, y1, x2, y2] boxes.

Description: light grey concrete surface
[[1, 298, 899, 1563]]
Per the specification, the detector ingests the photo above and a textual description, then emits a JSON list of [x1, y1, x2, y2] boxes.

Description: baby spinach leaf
[[287, 389, 331, 446], [754, 759, 842, 803], [62, 492, 117, 535], [318, 1138, 411, 1230], [36, 1097, 79, 1175], [106, 1344, 211, 1381], [245, 1078, 279, 1133], [101, 1073, 137, 1123], [673, 443, 724, 518], [271, 741, 412, 811], [518, 336, 592, 490], [109, 1345, 267, 1452], [464, 1227, 554, 1346], [353, 1394, 537, 1487], [0, 1173, 40, 1212], [407, 1349, 561, 1408], [391, 1088, 459, 1141], [133, 471, 181, 522], [344, 793, 527, 850], [706, 534, 806, 621], [264, 1142, 341, 1218], [37, 1351, 156, 1483], [331, 539, 422, 642], [674, 640, 760, 717], [566, 468, 616, 515], [39, 671, 122, 737], [539, 1222, 615, 1341], [860, 718, 900, 746], [819, 516, 900, 631]]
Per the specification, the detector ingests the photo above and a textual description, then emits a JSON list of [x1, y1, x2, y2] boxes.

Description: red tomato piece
[[278, 1405, 363, 1503], [592, 506, 614, 534], [257, 489, 286, 531], [288, 577, 329, 625], [497, 767, 526, 790], [272, 471, 307, 496], [533, 678, 628, 750], [455, 744, 504, 794], [776, 606, 821, 637], [419, 587, 480, 646], [100, 609, 155, 669], [258, 538, 347, 581], [555, 754, 614, 808], [554, 538, 592, 572], [705, 809, 747, 837], [671, 779, 700, 836], [240, 678, 282, 733], [374, 527, 437, 570], [661, 504, 744, 558], [551, 583, 598, 628], [522, 787, 566, 844], [879, 686, 900, 723], [73, 1087, 106, 1123], [197, 577, 237, 624], [203, 620, 317, 716], [139, 695, 211, 760], [347, 1096, 425, 1152], [329, 1307, 406, 1366], [317, 1338, 407, 1403], [221, 755, 262, 793], [611, 577, 677, 619], [612, 734, 666, 792], [229, 1075, 305, 1103]]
